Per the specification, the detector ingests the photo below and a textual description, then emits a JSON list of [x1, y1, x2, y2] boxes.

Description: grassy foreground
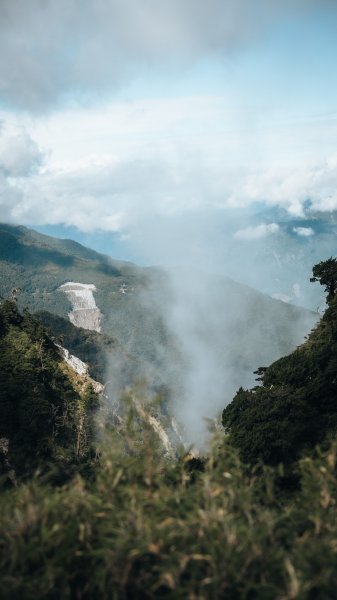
[[1, 420, 337, 599]]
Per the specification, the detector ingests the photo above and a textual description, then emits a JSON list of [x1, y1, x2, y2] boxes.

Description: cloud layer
[[3, 135, 337, 234], [0, 122, 44, 176], [234, 223, 279, 240], [0, 0, 322, 111], [0, 1, 336, 448]]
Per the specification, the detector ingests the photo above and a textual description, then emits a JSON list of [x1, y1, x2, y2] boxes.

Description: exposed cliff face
[[59, 282, 102, 332], [57, 343, 88, 375], [55, 338, 177, 457], [130, 392, 175, 458], [56, 343, 104, 395]]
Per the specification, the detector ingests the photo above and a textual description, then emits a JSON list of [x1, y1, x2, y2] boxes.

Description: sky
[[1, 0, 337, 303]]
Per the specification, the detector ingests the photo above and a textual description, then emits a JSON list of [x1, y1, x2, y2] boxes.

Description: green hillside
[[0, 299, 98, 484], [0, 223, 172, 379], [1, 260, 337, 597], [0, 223, 318, 398], [0, 283, 337, 597], [0, 222, 142, 317], [222, 257, 337, 467], [35, 310, 142, 386]]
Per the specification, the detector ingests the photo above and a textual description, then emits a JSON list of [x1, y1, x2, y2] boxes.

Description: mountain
[[0, 299, 99, 484], [0, 222, 169, 377], [0, 223, 319, 432], [231, 207, 337, 308], [2, 290, 337, 598], [2, 250, 337, 597], [36, 310, 140, 387], [222, 258, 337, 467]]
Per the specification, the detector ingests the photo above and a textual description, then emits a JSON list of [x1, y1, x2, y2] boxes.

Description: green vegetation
[[0, 223, 176, 389], [36, 310, 118, 383], [310, 257, 337, 303], [1, 425, 337, 598], [0, 223, 318, 396], [2, 246, 337, 597], [222, 258, 337, 468], [0, 300, 98, 484]]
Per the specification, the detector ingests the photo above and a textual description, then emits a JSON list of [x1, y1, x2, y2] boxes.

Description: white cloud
[[0, 0, 326, 111], [0, 123, 45, 225], [2, 138, 337, 235], [293, 226, 314, 236], [0, 122, 44, 177], [234, 223, 279, 240], [272, 293, 291, 303], [1, 99, 337, 235], [0, 173, 23, 220], [227, 157, 337, 216], [292, 283, 301, 297]]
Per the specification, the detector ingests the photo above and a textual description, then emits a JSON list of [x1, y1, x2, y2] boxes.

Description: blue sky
[[1, 0, 337, 304]]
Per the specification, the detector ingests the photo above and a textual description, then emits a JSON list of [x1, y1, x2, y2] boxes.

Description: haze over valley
[[0, 222, 319, 445], [2, 2, 337, 596]]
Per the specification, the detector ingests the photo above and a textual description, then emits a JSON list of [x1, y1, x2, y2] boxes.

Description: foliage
[[0, 223, 174, 390], [310, 257, 337, 303], [1, 256, 337, 597], [0, 222, 318, 396], [2, 420, 337, 598], [0, 300, 98, 484], [222, 258, 337, 467], [36, 310, 117, 383]]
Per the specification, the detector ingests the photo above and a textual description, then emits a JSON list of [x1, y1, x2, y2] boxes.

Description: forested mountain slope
[[1, 261, 337, 597], [0, 223, 318, 398], [222, 258, 337, 466], [36, 310, 140, 386], [0, 300, 98, 484]]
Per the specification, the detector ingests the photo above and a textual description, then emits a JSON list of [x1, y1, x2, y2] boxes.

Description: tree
[[0, 301, 99, 483], [310, 257, 337, 303], [222, 259, 337, 467]]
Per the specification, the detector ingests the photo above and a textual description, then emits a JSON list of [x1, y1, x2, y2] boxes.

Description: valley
[[0, 222, 319, 446]]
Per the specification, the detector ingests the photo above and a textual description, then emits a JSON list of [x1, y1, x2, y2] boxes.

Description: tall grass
[[1, 410, 337, 599]]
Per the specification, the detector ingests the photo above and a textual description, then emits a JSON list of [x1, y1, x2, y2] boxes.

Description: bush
[[2, 416, 337, 598]]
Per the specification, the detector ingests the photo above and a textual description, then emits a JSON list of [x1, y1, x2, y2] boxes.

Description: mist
[[162, 267, 317, 446], [103, 210, 319, 448], [0, 0, 333, 448], [0, 0, 326, 111]]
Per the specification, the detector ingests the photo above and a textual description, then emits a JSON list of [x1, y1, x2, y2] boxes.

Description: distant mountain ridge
[[0, 223, 318, 411]]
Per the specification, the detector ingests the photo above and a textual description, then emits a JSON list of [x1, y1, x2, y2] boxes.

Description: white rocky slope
[[59, 282, 102, 332], [58, 283, 180, 456], [56, 343, 104, 394], [130, 392, 175, 458], [56, 344, 179, 457]]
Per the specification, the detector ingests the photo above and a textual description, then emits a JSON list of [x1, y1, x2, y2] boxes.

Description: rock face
[[59, 282, 102, 332], [56, 343, 104, 395], [56, 343, 88, 376]]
